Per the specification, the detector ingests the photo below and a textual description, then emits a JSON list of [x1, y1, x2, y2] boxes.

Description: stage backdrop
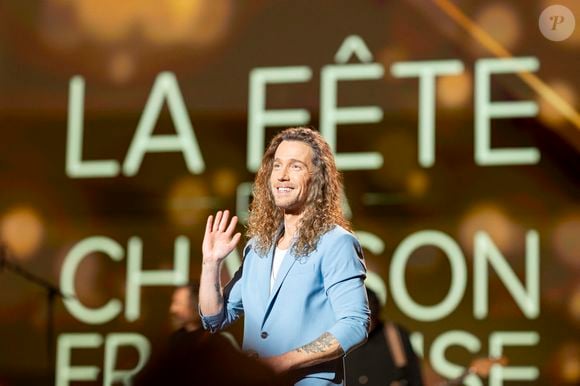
[[0, 1, 579, 385]]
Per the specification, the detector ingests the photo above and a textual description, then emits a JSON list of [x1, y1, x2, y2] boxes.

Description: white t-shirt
[[270, 247, 287, 292]]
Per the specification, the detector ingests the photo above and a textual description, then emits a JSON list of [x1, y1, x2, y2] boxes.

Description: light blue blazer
[[201, 225, 370, 385]]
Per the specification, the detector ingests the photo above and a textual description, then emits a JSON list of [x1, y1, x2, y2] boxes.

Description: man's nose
[[277, 166, 289, 180]]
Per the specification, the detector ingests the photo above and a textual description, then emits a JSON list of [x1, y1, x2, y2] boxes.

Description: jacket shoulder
[[321, 225, 358, 243]]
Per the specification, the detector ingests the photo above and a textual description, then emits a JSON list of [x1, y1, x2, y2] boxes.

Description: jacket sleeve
[[321, 232, 370, 353]]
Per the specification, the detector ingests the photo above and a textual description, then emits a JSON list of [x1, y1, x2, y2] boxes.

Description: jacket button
[[260, 331, 268, 339]]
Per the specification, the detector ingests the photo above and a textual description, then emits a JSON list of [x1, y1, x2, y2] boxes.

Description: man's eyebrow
[[273, 158, 308, 165]]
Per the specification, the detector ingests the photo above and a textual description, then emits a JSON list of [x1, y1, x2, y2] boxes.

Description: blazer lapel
[[260, 226, 284, 307], [260, 249, 297, 330], [258, 243, 275, 309], [268, 248, 296, 301], [260, 228, 298, 329]]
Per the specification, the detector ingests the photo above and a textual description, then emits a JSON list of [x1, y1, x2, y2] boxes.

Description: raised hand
[[202, 210, 242, 264]]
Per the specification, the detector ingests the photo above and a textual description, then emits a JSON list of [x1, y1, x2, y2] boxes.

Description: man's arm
[[260, 332, 344, 373], [199, 210, 241, 318], [198, 260, 224, 316]]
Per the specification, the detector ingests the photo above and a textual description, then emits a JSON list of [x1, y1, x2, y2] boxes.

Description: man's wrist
[[263, 352, 298, 374], [202, 259, 222, 268]]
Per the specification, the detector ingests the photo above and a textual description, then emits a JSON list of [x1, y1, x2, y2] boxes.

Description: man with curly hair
[[199, 127, 370, 385]]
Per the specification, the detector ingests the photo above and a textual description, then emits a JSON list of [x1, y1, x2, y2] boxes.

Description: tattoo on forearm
[[297, 332, 342, 354], [214, 283, 223, 305]]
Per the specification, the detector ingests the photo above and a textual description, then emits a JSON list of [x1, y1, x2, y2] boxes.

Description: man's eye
[[291, 164, 302, 170]]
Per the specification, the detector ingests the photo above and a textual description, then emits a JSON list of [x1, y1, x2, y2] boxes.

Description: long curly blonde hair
[[247, 127, 351, 257]]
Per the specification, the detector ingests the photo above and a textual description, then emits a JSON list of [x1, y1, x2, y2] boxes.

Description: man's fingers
[[213, 211, 223, 232], [230, 232, 242, 248], [225, 215, 238, 235], [205, 215, 214, 235], [219, 210, 230, 232]]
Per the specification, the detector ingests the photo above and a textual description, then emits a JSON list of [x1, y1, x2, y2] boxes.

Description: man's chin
[[278, 206, 305, 216], [275, 203, 295, 212], [274, 200, 291, 209]]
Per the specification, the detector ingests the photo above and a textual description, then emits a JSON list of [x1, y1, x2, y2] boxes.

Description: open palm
[[202, 210, 242, 263]]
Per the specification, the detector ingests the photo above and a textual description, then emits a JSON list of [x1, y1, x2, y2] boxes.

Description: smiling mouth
[[276, 187, 293, 193]]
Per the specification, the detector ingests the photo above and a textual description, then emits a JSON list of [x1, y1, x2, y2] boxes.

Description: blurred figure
[[168, 282, 239, 353], [135, 282, 280, 386], [170, 283, 202, 331], [346, 288, 424, 386]]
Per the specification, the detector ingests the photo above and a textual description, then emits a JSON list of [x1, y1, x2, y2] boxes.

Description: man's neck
[[279, 212, 303, 248]]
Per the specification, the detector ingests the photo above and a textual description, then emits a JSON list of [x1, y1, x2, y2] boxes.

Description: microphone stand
[[0, 244, 75, 381]]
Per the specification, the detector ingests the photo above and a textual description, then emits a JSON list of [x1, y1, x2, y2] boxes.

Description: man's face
[[270, 140, 314, 214], [169, 287, 199, 330]]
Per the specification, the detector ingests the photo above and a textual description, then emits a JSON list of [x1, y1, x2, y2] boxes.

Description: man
[[345, 288, 424, 386], [199, 127, 370, 385]]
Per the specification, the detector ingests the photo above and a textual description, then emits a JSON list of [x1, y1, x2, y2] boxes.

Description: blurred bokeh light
[[549, 343, 580, 384], [405, 169, 429, 198], [378, 46, 408, 81], [475, 3, 521, 51], [570, 282, 580, 324], [552, 214, 580, 270], [166, 176, 212, 227], [437, 71, 472, 109], [374, 130, 417, 189], [538, 80, 577, 129], [109, 51, 136, 84], [41, 0, 233, 47], [211, 167, 238, 197], [0, 206, 45, 260], [458, 203, 518, 256]]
